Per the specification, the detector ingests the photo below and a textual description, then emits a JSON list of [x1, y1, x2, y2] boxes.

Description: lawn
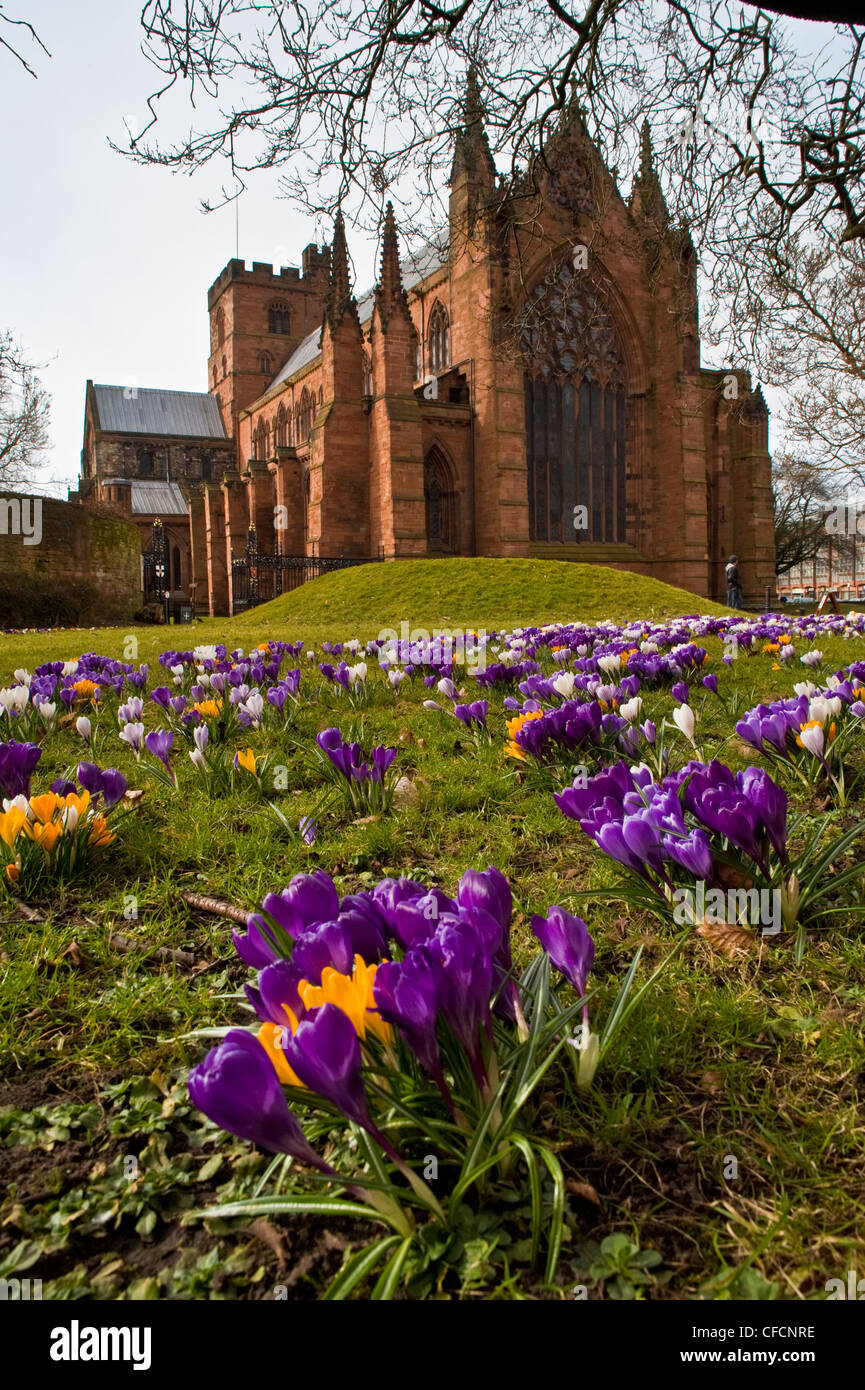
[[1, 558, 863, 1302]]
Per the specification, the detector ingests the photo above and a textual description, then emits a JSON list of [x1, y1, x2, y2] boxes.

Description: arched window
[[299, 387, 313, 440], [520, 260, 628, 545], [428, 302, 450, 373], [173, 545, 182, 590], [424, 447, 458, 553], [221, 355, 227, 378], [215, 307, 225, 348], [318, 386, 323, 405], [138, 448, 154, 478], [362, 351, 372, 397], [212, 365, 217, 387], [261, 352, 272, 375], [275, 404, 287, 447], [269, 302, 291, 334]]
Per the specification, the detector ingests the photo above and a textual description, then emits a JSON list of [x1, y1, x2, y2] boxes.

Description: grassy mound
[[233, 557, 730, 639]]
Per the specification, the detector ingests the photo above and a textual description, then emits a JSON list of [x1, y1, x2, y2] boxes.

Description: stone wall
[[0, 492, 142, 626]]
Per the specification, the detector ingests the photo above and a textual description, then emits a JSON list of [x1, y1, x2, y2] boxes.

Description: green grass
[[0, 560, 863, 1301], [232, 557, 733, 639]]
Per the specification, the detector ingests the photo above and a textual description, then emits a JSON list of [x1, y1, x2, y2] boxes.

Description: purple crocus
[[281, 1004, 370, 1127], [0, 740, 42, 800], [189, 1029, 326, 1164], [530, 905, 595, 995], [144, 729, 175, 779], [76, 761, 128, 808]]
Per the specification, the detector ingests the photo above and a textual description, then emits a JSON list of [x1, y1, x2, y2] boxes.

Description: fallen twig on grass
[[181, 891, 249, 924]]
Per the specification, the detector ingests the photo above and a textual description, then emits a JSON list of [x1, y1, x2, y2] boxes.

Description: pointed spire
[[375, 202, 404, 321], [450, 64, 496, 186], [639, 119, 654, 183], [325, 209, 358, 329], [631, 118, 669, 228]]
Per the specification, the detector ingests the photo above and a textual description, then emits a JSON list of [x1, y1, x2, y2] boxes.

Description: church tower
[[206, 245, 330, 448]]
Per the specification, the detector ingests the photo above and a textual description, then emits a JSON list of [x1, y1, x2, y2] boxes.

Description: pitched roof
[[267, 232, 448, 393], [93, 385, 227, 439], [130, 481, 189, 516]]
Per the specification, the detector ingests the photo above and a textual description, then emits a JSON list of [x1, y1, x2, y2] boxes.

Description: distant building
[[75, 77, 774, 616], [72, 383, 234, 615], [777, 537, 865, 603]]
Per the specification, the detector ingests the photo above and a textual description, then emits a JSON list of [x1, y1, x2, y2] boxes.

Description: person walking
[[725, 554, 743, 609]]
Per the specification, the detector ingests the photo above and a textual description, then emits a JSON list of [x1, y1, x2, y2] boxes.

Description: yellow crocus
[[26, 820, 62, 853], [235, 748, 257, 775], [29, 793, 61, 825], [87, 814, 115, 849], [193, 698, 223, 719], [73, 679, 100, 700], [298, 955, 392, 1044], [0, 804, 26, 848], [257, 1019, 305, 1087]]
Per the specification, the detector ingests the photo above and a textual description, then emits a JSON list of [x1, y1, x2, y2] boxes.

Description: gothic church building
[[77, 86, 774, 615]]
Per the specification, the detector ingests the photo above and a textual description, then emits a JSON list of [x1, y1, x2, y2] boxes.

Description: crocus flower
[[75, 716, 92, 744], [144, 729, 175, 782], [119, 721, 145, 755], [281, 1004, 371, 1127], [77, 762, 128, 808], [0, 741, 42, 800], [189, 1029, 326, 1164], [530, 905, 594, 995]]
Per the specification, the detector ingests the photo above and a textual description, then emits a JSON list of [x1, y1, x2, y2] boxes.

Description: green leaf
[[370, 1236, 414, 1300], [510, 1134, 542, 1268], [536, 1146, 566, 1285], [322, 1236, 400, 1301]]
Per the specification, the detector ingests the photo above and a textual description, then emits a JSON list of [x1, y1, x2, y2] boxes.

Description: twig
[[110, 932, 196, 968], [181, 891, 249, 924]]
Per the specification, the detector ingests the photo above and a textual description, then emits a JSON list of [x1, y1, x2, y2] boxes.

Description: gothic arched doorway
[[520, 261, 629, 544], [424, 447, 458, 553]]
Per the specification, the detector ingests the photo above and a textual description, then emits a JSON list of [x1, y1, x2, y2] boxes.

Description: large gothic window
[[520, 262, 628, 544], [275, 404, 287, 447], [424, 447, 458, 553]]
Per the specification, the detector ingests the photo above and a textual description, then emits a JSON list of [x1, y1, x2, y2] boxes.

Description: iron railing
[[230, 530, 383, 613]]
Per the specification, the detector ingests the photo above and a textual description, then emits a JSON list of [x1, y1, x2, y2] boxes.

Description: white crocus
[[242, 690, 265, 726], [619, 696, 643, 722], [672, 703, 696, 741], [793, 681, 818, 697], [13, 668, 31, 685], [75, 715, 92, 743], [61, 661, 79, 678], [551, 672, 576, 699], [38, 701, 57, 725], [348, 661, 367, 685], [799, 724, 825, 757]]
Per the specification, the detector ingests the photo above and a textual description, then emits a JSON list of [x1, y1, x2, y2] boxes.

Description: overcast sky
[[0, 0, 381, 496], [3, 2, 831, 495]]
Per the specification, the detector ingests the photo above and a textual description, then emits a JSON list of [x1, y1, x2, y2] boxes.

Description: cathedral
[[76, 81, 775, 617]]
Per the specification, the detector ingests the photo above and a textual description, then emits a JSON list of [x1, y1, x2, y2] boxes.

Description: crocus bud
[[672, 703, 696, 741], [75, 716, 92, 744], [781, 872, 801, 930]]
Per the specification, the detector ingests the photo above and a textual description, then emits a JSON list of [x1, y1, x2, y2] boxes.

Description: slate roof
[[267, 233, 449, 393], [93, 385, 227, 439], [130, 481, 189, 516]]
